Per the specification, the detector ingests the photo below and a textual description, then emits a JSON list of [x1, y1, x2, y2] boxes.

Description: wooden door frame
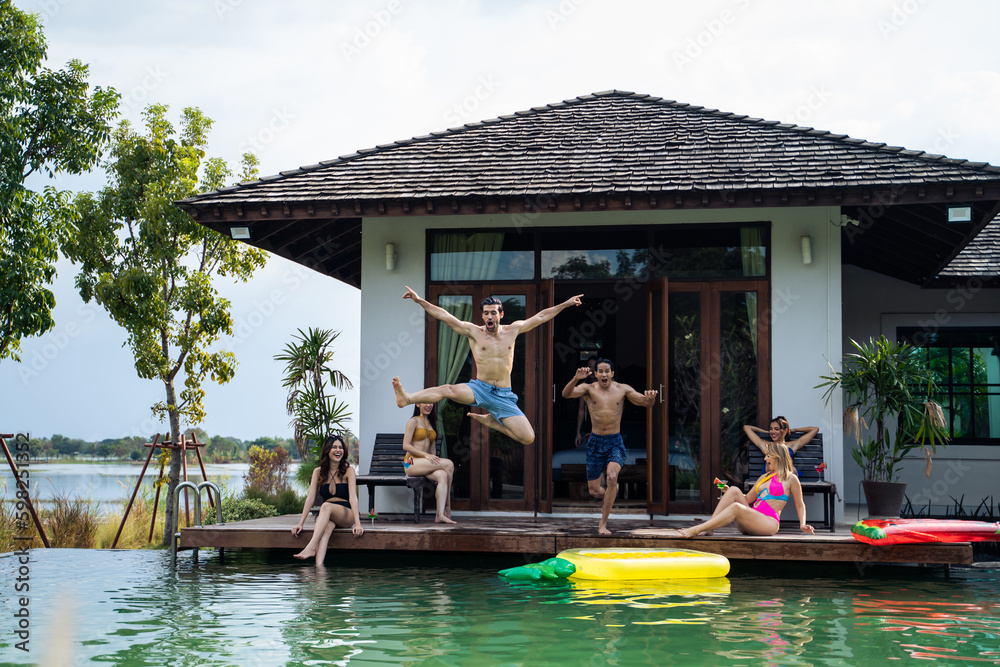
[[646, 278, 669, 515], [648, 280, 771, 514], [536, 279, 555, 515], [424, 283, 539, 512]]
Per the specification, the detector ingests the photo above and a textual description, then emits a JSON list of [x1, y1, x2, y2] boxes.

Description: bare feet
[[466, 412, 492, 427], [293, 547, 316, 559], [598, 524, 611, 535], [676, 528, 696, 538], [392, 377, 410, 408], [435, 516, 457, 524]]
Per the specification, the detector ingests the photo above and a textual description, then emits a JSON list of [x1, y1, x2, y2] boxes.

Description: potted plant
[[817, 336, 949, 517]]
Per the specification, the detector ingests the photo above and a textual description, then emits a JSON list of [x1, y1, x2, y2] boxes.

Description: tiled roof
[[939, 213, 1000, 276], [182, 90, 1000, 207]]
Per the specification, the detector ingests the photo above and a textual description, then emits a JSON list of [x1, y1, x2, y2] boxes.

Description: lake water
[[1, 548, 999, 665], [0, 463, 304, 510]]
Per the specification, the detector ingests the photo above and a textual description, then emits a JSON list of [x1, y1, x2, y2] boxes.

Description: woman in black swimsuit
[[291, 435, 363, 564]]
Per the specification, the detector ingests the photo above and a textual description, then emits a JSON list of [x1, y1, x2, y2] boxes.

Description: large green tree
[[63, 104, 267, 544], [0, 2, 118, 361]]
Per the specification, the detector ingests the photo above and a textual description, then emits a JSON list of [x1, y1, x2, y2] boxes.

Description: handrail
[[199, 481, 224, 526], [170, 481, 226, 567], [170, 481, 201, 568]]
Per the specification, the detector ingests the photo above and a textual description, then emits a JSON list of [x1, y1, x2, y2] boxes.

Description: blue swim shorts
[[467, 379, 525, 422], [586, 432, 627, 481]]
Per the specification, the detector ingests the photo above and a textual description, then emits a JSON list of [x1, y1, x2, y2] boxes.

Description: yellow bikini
[[404, 418, 437, 468]]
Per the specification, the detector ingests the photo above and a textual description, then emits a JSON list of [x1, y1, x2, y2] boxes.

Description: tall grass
[[93, 486, 167, 549], [0, 485, 169, 552]]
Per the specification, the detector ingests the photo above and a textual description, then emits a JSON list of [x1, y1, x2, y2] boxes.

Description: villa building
[[180, 90, 1000, 521]]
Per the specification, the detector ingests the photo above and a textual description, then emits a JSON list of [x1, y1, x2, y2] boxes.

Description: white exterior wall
[[842, 264, 1000, 514], [358, 207, 843, 516]]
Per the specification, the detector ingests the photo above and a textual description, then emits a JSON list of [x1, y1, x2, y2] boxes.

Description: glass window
[[899, 327, 1000, 442], [669, 292, 701, 502], [540, 229, 648, 279], [430, 232, 534, 281], [652, 225, 767, 279]]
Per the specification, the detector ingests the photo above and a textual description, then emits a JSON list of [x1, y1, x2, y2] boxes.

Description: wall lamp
[[801, 235, 813, 265], [229, 225, 251, 240], [947, 206, 972, 223], [386, 242, 397, 271]]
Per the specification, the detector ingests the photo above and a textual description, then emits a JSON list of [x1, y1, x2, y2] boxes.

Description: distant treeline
[[19, 429, 298, 464]]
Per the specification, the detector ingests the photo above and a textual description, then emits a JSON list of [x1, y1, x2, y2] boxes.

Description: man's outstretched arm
[[562, 366, 593, 399], [625, 385, 659, 408], [515, 294, 583, 333], [403, 286, 477, 336]]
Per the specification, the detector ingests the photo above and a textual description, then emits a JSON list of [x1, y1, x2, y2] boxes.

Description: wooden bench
[[355, 433, 439, 523], [742, 433, 838, 532]]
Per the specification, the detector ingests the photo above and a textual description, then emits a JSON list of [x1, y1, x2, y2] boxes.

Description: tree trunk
[[161, 380, 183, 547]]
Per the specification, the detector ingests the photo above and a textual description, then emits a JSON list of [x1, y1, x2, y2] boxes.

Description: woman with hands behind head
[[291, 435, 363, 565], [745, 416, 818, 474]]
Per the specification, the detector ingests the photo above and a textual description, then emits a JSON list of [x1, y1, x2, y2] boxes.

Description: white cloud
[[5, 0, 1000, 439]]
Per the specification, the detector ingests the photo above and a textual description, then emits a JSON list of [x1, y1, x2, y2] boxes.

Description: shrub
[[244, 487, 303, 516], [216, 496, 279, 524], [244, 445, 291, 497]]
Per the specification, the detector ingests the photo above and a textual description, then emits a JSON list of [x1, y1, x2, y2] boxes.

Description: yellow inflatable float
[[557, 548, 730, 580]]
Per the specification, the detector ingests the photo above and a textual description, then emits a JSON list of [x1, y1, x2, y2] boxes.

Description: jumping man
[[393, 286, 583, 445], [562, 359, 657, 534]]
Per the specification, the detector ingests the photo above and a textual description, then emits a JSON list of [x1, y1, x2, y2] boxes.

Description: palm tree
[[274, 328, 353, 463]]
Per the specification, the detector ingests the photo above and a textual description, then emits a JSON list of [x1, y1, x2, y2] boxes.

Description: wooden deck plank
[[179, 515, 973, 565]]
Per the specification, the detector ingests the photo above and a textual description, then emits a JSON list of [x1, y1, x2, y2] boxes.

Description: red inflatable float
[[851, 518, 1000, 545]]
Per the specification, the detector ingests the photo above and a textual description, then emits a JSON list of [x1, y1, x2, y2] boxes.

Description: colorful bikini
[[752, 473, 789, 522]]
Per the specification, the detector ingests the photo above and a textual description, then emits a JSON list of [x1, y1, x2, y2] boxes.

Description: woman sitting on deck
[[403, 402, 456, 524], [291, 435, 363, 564], [677, 442, 815, 538], [744, 416, 818, 474]]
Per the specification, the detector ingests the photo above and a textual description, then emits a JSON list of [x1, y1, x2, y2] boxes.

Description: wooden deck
[[179, 514, 973, 566]]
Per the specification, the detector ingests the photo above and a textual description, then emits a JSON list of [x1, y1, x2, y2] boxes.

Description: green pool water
[[2, 548, 999, 665]]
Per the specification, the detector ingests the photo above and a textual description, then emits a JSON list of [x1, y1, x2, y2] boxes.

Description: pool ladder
[[170, 481, 224, 568]]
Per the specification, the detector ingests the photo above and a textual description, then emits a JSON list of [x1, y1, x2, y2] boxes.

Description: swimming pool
[[2, 549, 999, 665]]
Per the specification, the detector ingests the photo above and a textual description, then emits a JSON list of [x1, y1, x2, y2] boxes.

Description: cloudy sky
[[4, 0, 1000, 442]]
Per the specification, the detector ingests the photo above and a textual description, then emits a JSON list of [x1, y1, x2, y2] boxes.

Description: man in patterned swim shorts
[[562, 359, 657, 534], [393, 286, 582, 445]]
